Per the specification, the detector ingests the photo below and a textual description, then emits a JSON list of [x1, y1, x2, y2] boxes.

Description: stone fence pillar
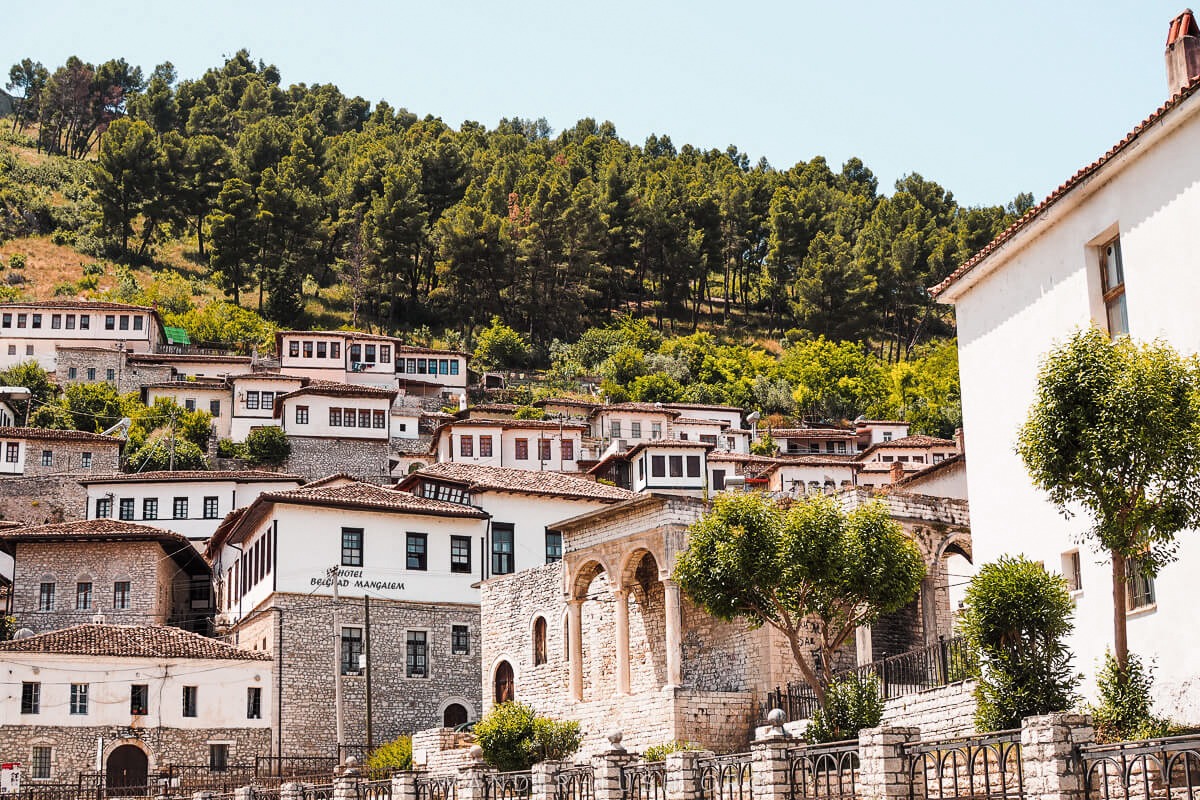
[[592, 735, 637, 800], [858, 726, 921, 800], [280, 783, 303, 800], [533, 760, 568, 800], [1021, 713, 1094, 800], [234, 787, 255, 800], [664, 750, 708, 800], [457, 749, 497, 800], [752, 711, 796, 800], [334, 763, 364, 800], [192, 792, 215, 800], [391, 772, 418, 800]]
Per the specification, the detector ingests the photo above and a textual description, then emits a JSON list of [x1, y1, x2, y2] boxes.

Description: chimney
[[889, 460, 905, 485], [1166, 9, 1200, 95], [954, 427, 966, 455]]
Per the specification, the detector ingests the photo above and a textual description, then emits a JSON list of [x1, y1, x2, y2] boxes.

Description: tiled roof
[[886, 453, 966, 490], [672, 417, 731, 427], [590, 403, 681, 417], [775, 455, 862, 466], [857, 435, 958, 461], [438, 418, 587, 429], [534, 397, 599, 408], [0, 518, 190, 544], [129, 353, 251, 364], [932, 77, 1200, 298], [78, 470, 304, 485], [142, 380, 229, 390], [0, 426, 120, 444], [663, 403, 743, 412], [394, 345, 469, 357], [278, 381, 397, 400], [0, 300, 157, 312], [398, 462, 636, 502], [0, 624, 270, 660], [261, 481, 488, 518], [227, 372, 307, 381], [770, 428, 857, 439]]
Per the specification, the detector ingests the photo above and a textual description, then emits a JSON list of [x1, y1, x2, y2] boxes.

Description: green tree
[[92, 118, 164, 256], [674, 492, 924, 705], [30, 383, 127, 433], [473, 317, 530, 371], [207, 178, 260, 305], [806, 673, 883, 743], [164, 302, 277, 351], [959, 556, 1079, 730], [243, 425, 290, 466], [472, 702, 582, 772], [0, 362, 56, 424], [1017, 328, 1200, 671]]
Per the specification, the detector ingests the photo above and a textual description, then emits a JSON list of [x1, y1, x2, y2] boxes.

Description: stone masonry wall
[[10, 540, 180, 632], [55, 347, 175, 394], [564, 497, 706, 556], [283, 437, 391, 482], [0, 476, 89, 525], [880, 679, 977, 739], [0, 725, 272, 783], [19, 440, 121, 478]]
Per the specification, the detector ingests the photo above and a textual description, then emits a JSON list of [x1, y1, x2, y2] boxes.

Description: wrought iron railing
[[166, 764, 258, 791], [621, 761, 666, 800], [767, 682, 823, 724], [696, 753, 753, 800], [789, 740, 860, 800], [853, 637, 978, 700], [415, 773, 458, 800], [256, 757, 341, 778], [298, 784, 337, 800], [1080, 732, 1200, 800], [252, 786, 283, 800], [357, 778, 394, 800], [905, 729, 1024, 800], [482, 771, 533, 800], [555, 765, 594, 800]]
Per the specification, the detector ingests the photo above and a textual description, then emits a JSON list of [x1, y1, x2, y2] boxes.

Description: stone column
[[858, 726, 920, 800], [458, 749, 497, 800], [664, 749, 708, 800], [662, 579, 683, 689], [234, 788, 255, 800], [592, 734, 637, 800], [613, 587, 631, 696], [280, 784, 302, 800], [532, 760, 567, 800], [391, 772, 418, 800], [751, 710, 795, 800], [567, 599, 584, 701], [1021, 713, 1094, 800], [334, 769, 363, 800]]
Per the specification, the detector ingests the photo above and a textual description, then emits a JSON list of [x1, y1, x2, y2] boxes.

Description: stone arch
[[568, 557, 612, 601], [618, 549, 668, 691], [491, 657, 516, 704], [617, 545, 668, 589], [437, 696, 476, 727], [531, 616, 548, 666]]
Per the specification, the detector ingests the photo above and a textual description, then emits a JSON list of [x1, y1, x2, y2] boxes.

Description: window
[[203, 496, 219, 519], [837, 442, 846, 454], [70, 683, 88, 715], [132, 316, 143, 331], [536, 439, 550, 461], [210, 399, 221, 417], [479, 436, 493, 457], [450, 535, 472, 573], [182, 685, 198, 717], [342, 528, 364, 567], [245, 391, 260, 410], [1, 313, 8, 327], [406, 630, 428, 677], [106, 368, 115, 381], [416, 358, 427, 374], [712, 469, 727, 491], [66, 315, 75, 329], [669, 455, 684, 477], [492, 523, 515, 575], [76, 581, 92, 610], [826, 441, 835, 453], [610, 420, 622, 438], [16, 313, 26, 327], [406, 358, 416, 374], [1100, 236, 1129, 336], [686, 455, 701, 478], [329, 408, 342, 426], [295, 405, 309, 425], [31, 746, 51, 780], [373, 410, 385, 429], [331, 342, 341, 359], [450, 360, 460, 375], [365, 344, 376, 363], [1062, 551, 1082, 593], [21, 682, 40, 714], [883, 431, 893, 442], [316, 341, 327, 358], [261, 392, 275, 410], [209, 744, 229, 773], [460, 435, 474, 457], [533, 617, 548, 665], [31, 313, 41, 328], [38, 582, 54, 611], [1126, 556, 1156, 611], [80, 451, 92, 468], [350, 344, 362, 363], [407, 532, 428, 570], [117, 498, 134, 520], [358, 409, 371, 428], [438, 358, 448, 374], [341, 627, 363, 674], [86, 367, 95, 381], [67, 367, 77, 380], [650, 422, 662, 439], [119, 315, 129, 331], [701, 434, 718, 446], [561, 439, 574, 460], [545, 530, 562, 563], [79, 315, 89, 330], [174, 497, 188, 519], [131, 684, 149, 715], [142, 498, 158, 520], [303, 341, 314, 358], [651, 455, 666, 478], [631, 421, 642, 438], [51, 314, 61, 329], [452, 624, 470, 655], [344, 407, 357, 428], [515, 438, 529, 460], [247, 687, 262, 719], [381, 345, 391, 362], [289, 341, 300, 357], [4, 442, 16, 462], [113, 581, 130, 610], [95, 497, 111, 518]]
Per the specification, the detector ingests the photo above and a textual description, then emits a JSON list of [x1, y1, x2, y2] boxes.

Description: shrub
[[53, 281, 77, 296], [243, 426, 291, 466], [82, 262, 105, 276], [642, 741, 699, 762], [1090, 651, 1169, 743], [750, 431, 776, 456], [8, 254, 25, 270], [126, 436, 208, 471], [806, 673, 883, 743], [216, 438, 243, 458], [473, 702, 581, 771], [50, 229, 73, 245], [513, 406, 545, 420], [366, 735, 412, 772], [959, 556, 1079, 731]]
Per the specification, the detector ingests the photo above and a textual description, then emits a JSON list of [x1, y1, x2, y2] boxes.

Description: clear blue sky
[[6, 0, 1187, 206]]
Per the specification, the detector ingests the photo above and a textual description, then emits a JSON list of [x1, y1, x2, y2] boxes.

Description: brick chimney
[[889, 460, 905, 484], [954, 427, 966, 455], [1166, 9, 1200, 95]]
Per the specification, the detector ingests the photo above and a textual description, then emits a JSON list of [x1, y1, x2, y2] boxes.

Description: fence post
[[664, 750, 708, 800], [392, 771, 418, 800], [281, 783, 303, 800], [193, 792, 215, 800], [592, 732, 636, 800], [235, 787, 255, 800], [752, 710, 795, 800], [1020, 713, 1094, 800], [335, 758, 364, 800], [858, 726, 920, 800], [457, 747, 496, 800], [533, 760, 567, 800]]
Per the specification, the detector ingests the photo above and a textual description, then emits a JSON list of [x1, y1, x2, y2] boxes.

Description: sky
[[6, 0, 1188, 207]]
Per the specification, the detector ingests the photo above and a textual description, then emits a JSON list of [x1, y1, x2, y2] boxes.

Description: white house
[[930, 15, 1200, 719], [764, 456, 861, 496], [588, 402, 680, 447], [0, 301, 164, 372], [854, 435, 959, 489], [275, 331, 470, 399], [430, 419, 588, 472], [79, 471, 305, 546], [228, 374, 305, 442], [0, 624, 272, 786], [273, 381, 396, 441], [589, 441, 713, 496]]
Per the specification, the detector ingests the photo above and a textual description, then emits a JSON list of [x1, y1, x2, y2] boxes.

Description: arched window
[[443, 703, 469, 729], [494, 661, 515, 703], [532, 617, 547, 666]]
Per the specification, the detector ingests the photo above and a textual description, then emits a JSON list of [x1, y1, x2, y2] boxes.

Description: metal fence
[[696, 753, 753, 800], [481, 771, 533, 800], [415, 773, 458, 800], [620, 762, 666, 800], [905, 729, 1024, 800], [789, 740, 860, 800], [852, 637, 978, 700], [357, 779, 394, 800], [297, 785, 336, 800], [555, 766, 594, 800], [1080, 732, 1200, 800], [256, 757, 341, 779], [766, 682, 823, 724]]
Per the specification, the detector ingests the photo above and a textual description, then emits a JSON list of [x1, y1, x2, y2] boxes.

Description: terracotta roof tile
[[280, 380, 396, 400], [0, 426, 121, 444], [0, 300, 157, 313], [0, 518, 191, 545], [590, 403, 681, 416], [770, 428, 857, 439], [78, 470, 304, 485], [398, 463, 636, 502], [0, 624, 270, 660], [261, 481, 487, 518]]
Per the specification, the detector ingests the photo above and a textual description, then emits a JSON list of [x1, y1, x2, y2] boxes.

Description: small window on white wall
[[1099, 236, 1129, 337], [1061, 551, 1082, 593]]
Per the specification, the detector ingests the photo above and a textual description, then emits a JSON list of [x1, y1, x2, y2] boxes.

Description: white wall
[[473, 492, 610, 576], [591, 410, 674, 442], [771, 464, 857, 495], [0, 308, 156, 371], [229, 377, 303, 442], [146, 387, 232, 440], [630, 446, 707, 493], [0, 437, 26, 475], [947, 92, 1200, 721], [279, 394, 390, 439]]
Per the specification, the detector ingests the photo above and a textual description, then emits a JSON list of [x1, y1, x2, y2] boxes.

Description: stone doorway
[[106, 744, 148, 795]]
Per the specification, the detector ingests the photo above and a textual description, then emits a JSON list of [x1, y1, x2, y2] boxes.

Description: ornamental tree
[[1017, 328, 1200, 672], [673, 492, 925, 706]]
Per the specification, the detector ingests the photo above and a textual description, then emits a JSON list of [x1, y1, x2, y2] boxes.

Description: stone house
[[0, 519, 212, 634], [0, 301, 164, 372], [273, 381, 395, 481], [930, 12, 1200, 720], [0, 428, 123, 526], [0, 624, 271, 787], [206, 478, 490, 755]]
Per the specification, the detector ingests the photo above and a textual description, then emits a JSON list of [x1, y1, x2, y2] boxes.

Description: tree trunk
[[1111, 549, 1129, 670]]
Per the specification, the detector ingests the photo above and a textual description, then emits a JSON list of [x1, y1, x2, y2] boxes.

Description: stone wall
[[410, 728, 475, 773], [0, 725, 272, 782], [563, 496, 705, 555], [880, 679, 978, 739], [19, 440, 121, 479], [283, 437, 391, 482], [55, 347, 174, 394], [0, 475, 90, 525]]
